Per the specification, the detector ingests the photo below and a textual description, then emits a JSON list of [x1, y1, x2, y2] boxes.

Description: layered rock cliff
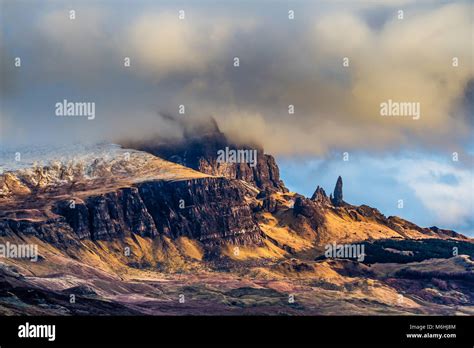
[[0, 177, 264, 248]]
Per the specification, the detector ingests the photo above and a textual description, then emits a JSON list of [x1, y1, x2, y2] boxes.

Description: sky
[[0, 0, 473, 234]]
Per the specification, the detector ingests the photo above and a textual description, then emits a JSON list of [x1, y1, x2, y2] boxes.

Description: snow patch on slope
[[0, 143, 158, 196]]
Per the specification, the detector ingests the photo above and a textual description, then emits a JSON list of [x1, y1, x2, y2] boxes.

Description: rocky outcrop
[[311, 186, 330, 204], [427, 226, 467, 239], [331, 176, 344, 207], [0, 173, 31, 197], [293, 196, 325, 230], [194, 149, 286, 192], [258, 190, 278, 213]]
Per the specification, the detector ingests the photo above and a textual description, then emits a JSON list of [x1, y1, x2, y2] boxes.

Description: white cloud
[[393, 158, 473, 227], [122, 12, 256, 79]]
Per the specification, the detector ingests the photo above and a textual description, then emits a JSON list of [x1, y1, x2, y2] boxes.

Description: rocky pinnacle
[[332, 176, 344, 207]]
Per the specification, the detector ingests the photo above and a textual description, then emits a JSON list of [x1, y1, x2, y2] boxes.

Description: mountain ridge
[[0, 135, 473, 315]]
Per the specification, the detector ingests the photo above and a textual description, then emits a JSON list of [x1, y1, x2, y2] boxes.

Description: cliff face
[[44, 177, 264, 246], [53, 187, 159, 240], [1, 178, 264, 247], [196, 150, 286, 192], [0, 218, 79, 247], [136, 178, 263, 244]]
